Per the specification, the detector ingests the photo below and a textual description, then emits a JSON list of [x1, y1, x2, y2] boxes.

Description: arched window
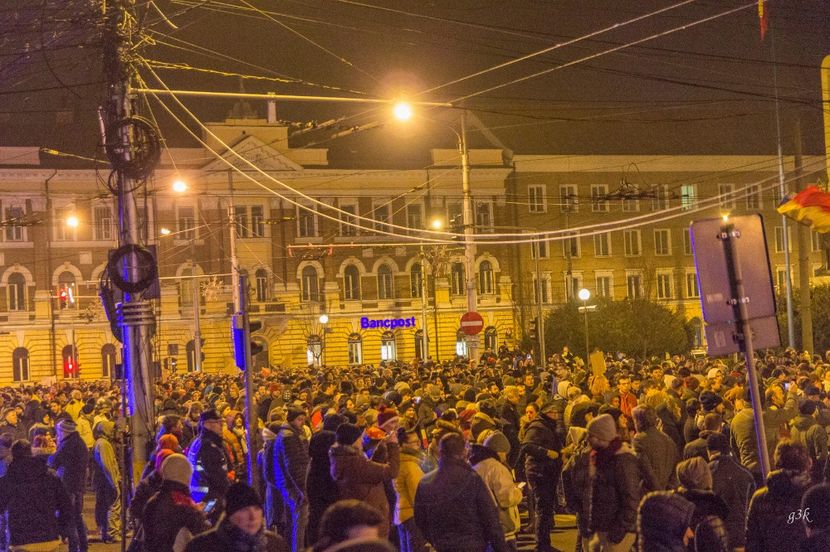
[[450, 263, 465, 295], [62, 344, 78, 378], [307, 335, 322, 366], [344, 265, 361, 301], [301, 266, 319, 302], [410, 262, 423, 298], [58, 271, 76, 309], [478, 260, 494, 295], [348, 333, 363, 365], [377, 264, 394, 300], [484, 326, 497, 352], [381, 331, 397, 361], [7, 272, 26, 311], [414, 329, 425, 359], [255, 269, 269, 302], [101, 343, 116, 379], [455, 329, 468, 357], [690, 317, 703, 349], [12, 347, 29, 382]]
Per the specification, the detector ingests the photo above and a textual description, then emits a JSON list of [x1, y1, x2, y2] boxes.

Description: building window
[[591, 185, 609, 212], [564, 273, 582, 301], [340, 203, 358, 237], [7, 272, 26, 312], [4, 206, 25, 242], [255, 269, 269, 302], [656, 272, 673, 300], [652, 185, 670, 211], [177, 206, 195, 240], [235, 206, 249, 238], [411, 263, 423, 298], [681, 184, 697, 210], [12, 347, 29, 382], [596, 274, 613, 298], [251, 205, 265, 237], [594, 233, 611, 257], [622, 198, 639, 212], [450, 263, 465, 296], [533, 274, 551, 304], [92, 205, 113, 241], [654, 229, 671, 256], [307, 335, 322, 366], [381, 331, 396, 361], [531, 239, 549, 259], [528, 185, 546, 213], [62, 344, 78, 378], [624, 230, 641, 256], [377, 264, 394, 299], [348, 334, 363, 365], [775, 267, 788, 292], [479, 260, 495, 295], [475, 201, 493, 231], [55, 208, 78, 241], [484, 326, 497, 351], [344, 265, 361, 300], [101, 344, 116, 379], [746, 184, 762, 210], [415, 330, 425, 360], [563, 234, 580, 258], [685, 272, 700, 298], [626, 273, 643, 299], [560, 185, 578, 212], [406, 204, 423, 233], [813, 231, 823, 252], [684, 228, 693, 255], [179, 267, 196, 307], [297, 206, 318, 238], [455, 329, 468, 357], [372, 202, 391, 233], [719, 184, 735, 209], [301, 266, 320, 302], [57, 271, 76, 309], [774, 226, 791, 253]]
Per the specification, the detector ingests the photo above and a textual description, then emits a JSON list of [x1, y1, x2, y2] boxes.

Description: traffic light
[[63, 356, 77, 378], [528, 317, 538, 341]]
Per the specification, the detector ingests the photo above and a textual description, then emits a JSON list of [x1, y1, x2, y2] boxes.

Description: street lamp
[[318, 314, 329, 365], [578, 288, 591, 360], [65, 214, 79, 228], [420, 217, 444, 362], [172, 178, 188, 193]]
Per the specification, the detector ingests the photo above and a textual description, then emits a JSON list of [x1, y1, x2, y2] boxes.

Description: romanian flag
[[777, 185, 830, 233], [759, 1, 768, 41]]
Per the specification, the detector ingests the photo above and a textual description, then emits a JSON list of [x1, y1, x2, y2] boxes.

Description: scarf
[[216, 519, 270, 552]]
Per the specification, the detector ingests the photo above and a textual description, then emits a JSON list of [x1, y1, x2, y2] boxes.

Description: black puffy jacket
[[0, 456, 71, 546], [186, 429, 230, 503], [520, 416, 562, 480], [745, 469, 809, 552], [49, 430, 88, 494], [588, 441, 641, 543]]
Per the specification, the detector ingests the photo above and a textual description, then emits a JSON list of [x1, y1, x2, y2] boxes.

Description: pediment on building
[[202, 135, 304, 172]]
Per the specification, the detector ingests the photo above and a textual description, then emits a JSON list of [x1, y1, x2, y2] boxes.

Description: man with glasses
[[187, 409, 231, 514]]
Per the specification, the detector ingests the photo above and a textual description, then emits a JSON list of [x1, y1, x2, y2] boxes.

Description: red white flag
[[758, 0, 769, 40]]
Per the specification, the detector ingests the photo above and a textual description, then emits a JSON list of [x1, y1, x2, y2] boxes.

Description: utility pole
[[794, 116, 814, 353], [238, 273, 259, 487], [419, 245, 430, 361], [101, 0, 158, 494], [459, 111, 478, 364]]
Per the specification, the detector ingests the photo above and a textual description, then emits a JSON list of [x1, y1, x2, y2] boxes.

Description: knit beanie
[[676, 457, 713, 490], [801, 483, 830, 529], [57, 419, 77, 434], [225, 482, 262, 517], [157, 433, 180, 452], [160, 453, 192, 487], [286, 407, 306, 423], [586, 413, 617, 442], [376, 405, 399, 430], [483, 431, 511, 454], [155, 448, 177, 473], [336, 423, 363, 445]]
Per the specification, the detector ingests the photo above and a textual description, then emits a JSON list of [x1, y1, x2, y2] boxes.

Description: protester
[[274, 406, 310, 552], [637, 491, 695, 552], [706, 431, 755, 551], [312, 500, 396, 552], [799, 483, 830, 551], [632, 405, 678, 492], [187, 408, 231, 506], [393, 428, 426, 552], [92, 420, 121, 543], [49, 417, 89, 552]]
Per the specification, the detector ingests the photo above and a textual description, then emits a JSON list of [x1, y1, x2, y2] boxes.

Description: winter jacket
[[307, 429, 337, 508], [184, 518, 288, 552], [273, 422, 309, 501], [521, 416, 562, 481], [414, 457, 508, 552], [731, 404, 795, 477], [143, 480, 209, 552], [0, 422, 26, 442], [800, 527, 830, 552], [469, 445, 522, 540], [93, 436, 119, 492], [632, 426, 678, 492], [709, 453, 755, 548], [676, 488, 729, 549], [0, 456, 71, 546], [638, 491, 695, 552], [788, 414, 828, 479], [588, 441, 641, 543], [329, 442, 399, 538], [682, 429, 717, 462], [187, 429, 230, 503], [49, 429, 88, 494], [130, 470, 163, 523], [745, 469, 810, 552], [393, 446, 424, 526]]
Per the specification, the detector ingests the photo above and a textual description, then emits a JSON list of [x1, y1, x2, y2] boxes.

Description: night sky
[[2, 1, 828, 165]]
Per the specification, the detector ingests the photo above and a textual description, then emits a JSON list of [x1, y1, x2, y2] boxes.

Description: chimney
[[267, 99, 277, 124]]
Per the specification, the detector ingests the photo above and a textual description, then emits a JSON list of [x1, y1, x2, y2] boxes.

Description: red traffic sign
[[460, 311, 484, 335]]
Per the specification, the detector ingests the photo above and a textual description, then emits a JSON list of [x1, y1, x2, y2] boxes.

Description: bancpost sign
[[360, 316, 416, 330]]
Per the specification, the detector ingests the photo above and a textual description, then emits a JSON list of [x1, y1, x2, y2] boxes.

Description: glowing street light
[[429, 217, 444, 230], [578, 288, 591, 359], [160, 227, 171, 236], [392, 101, 413, 122], [318, 314, 329, 324], [172, 179, 188, 193], [65, 215, 79, 228], [578, 288, 591, 302]]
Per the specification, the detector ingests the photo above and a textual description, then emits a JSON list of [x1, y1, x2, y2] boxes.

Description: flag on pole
[[777, 185, 830, 233], [758, 0, 769, 40]]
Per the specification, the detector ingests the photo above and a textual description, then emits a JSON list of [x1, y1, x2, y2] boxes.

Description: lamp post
[[319, 313, 329, 365], [419, 217, 444, 362], [171, 179, 203, 372], [578, 288, 591, 360]]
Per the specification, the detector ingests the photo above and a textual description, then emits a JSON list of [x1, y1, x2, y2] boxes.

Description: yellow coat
[[393, 448, 424, 525]]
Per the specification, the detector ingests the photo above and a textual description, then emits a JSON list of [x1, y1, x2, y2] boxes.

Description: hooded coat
[[393, 445, 424, 526], [469, 445, 522, 540], [745, 469, 810, 551], [49, 428, 88, 494], [589, 441, 641, 542], [709, 453, 755, 548], [637, 491, 695, 552]]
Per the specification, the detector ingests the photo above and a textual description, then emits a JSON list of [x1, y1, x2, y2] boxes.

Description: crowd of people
[[1, 344, 830, 551]]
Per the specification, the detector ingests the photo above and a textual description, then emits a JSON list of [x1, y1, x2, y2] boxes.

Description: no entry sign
[[460, 311, 484, 335]]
